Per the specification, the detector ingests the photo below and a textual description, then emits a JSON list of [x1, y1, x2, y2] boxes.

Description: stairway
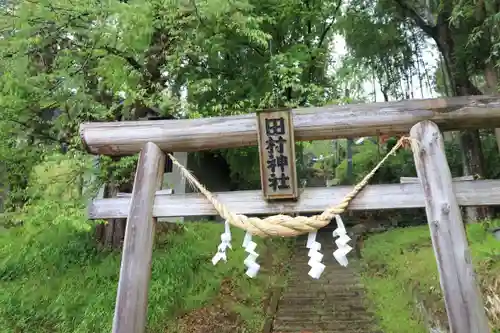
[[272, 232, 380, 333]]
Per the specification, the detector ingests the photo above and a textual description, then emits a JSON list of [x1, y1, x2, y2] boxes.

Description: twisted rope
[[168, 137, 411, 237]]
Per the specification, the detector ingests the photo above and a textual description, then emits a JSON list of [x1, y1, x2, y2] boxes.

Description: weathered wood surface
[[89, 179, 500, 219], [399, 175, 474, 183], [256, 109, 299, 200], [116, 189, 172, 197], [410, 121, 490, 333], [112, 142, 166, 333], [80, 95, 500, 155]]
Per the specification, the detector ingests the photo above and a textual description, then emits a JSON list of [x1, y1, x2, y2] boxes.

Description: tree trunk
[[382, 90, 389, 102], [394, 0, 492, 222], [434, 19, 490, 222], [483, 63, 500, 152], [459, 130, 491, 221], [95, 182, 127, 249], [93, 111, 135, 249]]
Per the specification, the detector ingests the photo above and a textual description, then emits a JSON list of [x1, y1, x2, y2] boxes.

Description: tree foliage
[[0, 0, 348, 200], [337, 1, 424, 101], [1, 0, 500, 214]]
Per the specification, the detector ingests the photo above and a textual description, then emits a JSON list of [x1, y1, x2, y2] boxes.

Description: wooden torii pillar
[[410, 121, 490, 333], [112, 142, 165, 333]]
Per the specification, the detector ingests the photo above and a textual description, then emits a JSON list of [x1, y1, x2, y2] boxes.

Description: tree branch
[[2, 10, 92, 59], [185, 54, 233, 76], [392, 0, 437, 38], [5, 114, 69, 145], [317, 0, 342, 49], [101, 46, 144, 74], [190, 0, 265, 57]]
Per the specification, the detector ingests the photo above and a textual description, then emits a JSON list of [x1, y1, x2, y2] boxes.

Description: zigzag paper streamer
[[332, 215, 352, 267], [212, 219, 232, 265], [306, 231, 325, 279], [243, 232, 260, 278]]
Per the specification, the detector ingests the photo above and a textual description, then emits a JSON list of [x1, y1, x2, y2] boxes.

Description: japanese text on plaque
[[256, 109, 298, 200], [264, 117, 290, 192]]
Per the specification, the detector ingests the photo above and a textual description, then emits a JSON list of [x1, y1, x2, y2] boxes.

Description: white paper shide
[[306, 231, 326, 279], [212, 215, 352, 280], [242, 232, 260, 278], [212, 219, 232, 265], [332, 215, 353, 267]]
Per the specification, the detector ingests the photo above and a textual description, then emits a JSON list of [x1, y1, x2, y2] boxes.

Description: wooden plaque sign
[[256, 109, 299, 200]]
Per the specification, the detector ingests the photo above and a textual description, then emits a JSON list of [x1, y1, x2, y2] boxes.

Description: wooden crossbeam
[[116, 189, 173, 197], [88, 179, 500, 219], [399, 175, 474, 183], [80, 95, 500, 155]]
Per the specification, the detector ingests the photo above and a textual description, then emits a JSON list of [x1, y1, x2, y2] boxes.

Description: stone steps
[[273, 320, 380, 333], [275, 313, 375, 321], [285, 281, 365, 288], [277, 301, 372, 311], [280, 295, 364, 300], [271, 233, 379, 333]]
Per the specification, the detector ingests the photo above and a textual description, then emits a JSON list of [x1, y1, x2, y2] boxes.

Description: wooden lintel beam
[[88, 179, 500, 219], [80, 95, 500, 156]]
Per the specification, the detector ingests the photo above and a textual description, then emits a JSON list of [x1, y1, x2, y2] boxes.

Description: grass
[[0, 154, 293, 333], [359, 221, 500, 333], [0, 217, 292, 333]]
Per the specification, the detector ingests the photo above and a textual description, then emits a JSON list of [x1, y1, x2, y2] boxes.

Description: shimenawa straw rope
[[168, 137, 412, 237]]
